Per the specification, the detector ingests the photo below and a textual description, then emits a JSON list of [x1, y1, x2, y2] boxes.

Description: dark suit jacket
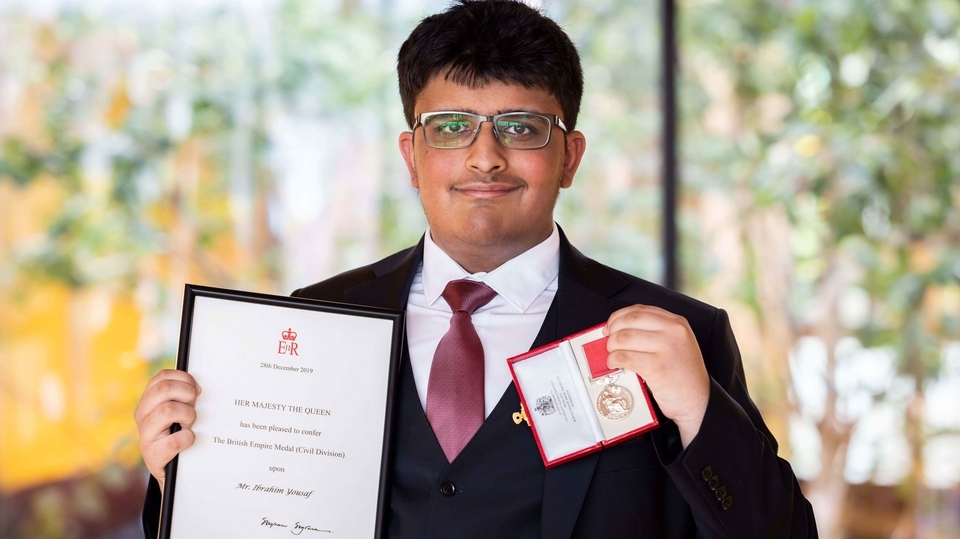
[[142, 229, 816, 538]]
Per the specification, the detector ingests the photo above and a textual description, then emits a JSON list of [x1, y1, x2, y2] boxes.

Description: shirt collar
[[422, 223, 560, 313]]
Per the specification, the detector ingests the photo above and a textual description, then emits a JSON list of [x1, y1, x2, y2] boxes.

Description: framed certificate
[[158, 284, 404, 538], [508, 324, 659, 468]]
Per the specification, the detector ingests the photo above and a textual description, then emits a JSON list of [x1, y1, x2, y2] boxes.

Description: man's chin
[[456, 222, 549, 250]]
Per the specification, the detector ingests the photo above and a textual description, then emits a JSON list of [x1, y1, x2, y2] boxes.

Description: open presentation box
[[508, 324, 659, 467]]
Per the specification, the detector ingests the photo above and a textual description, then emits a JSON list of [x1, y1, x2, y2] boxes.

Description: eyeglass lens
[[422, 113, 553, 149]]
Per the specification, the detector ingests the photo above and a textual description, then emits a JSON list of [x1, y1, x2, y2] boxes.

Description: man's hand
[[134, 369, 202, 490], [604, 305, 710, 448]]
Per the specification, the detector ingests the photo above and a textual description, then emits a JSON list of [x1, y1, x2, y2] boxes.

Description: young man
[[135, 1, 817, 536]]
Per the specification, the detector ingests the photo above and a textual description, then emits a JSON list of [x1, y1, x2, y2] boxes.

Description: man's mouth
[[452, 181, 523, 199]]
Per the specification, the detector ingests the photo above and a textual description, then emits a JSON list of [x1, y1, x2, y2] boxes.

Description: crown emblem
[[281, 328, 297, 341]]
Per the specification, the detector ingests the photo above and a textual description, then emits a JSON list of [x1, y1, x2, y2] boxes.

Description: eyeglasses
[[413, 111, 567, 150]]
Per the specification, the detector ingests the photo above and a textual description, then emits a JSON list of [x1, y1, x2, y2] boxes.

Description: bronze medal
[[596, 383, 634, 421]]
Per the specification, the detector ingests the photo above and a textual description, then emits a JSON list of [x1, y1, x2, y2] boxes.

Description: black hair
[[397, 0, 584, 130]]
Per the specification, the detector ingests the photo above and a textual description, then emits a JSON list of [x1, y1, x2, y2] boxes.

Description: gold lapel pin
[[512, 403, 530, 426]]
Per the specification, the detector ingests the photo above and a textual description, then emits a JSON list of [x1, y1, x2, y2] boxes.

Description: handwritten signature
[[261, 517, 331, 535], [292, 522, 330, 535]]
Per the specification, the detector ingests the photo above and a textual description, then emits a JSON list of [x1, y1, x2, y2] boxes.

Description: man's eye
[[434, 121, 472, 135], [498, 121, 537, 137]]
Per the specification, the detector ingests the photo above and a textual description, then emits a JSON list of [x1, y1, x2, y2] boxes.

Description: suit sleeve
[[653, 308, 818, 538], [141, 475, 161, 538]]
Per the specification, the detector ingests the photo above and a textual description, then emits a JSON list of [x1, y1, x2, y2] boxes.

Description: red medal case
[[508, 324, 659, 468]]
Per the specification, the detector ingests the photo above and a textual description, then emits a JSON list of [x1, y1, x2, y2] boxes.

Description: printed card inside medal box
[[508, 324, 659, 468], [158, 284, 404, 539]]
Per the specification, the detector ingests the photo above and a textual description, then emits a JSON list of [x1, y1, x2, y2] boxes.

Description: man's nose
[[465, 122, 507, 173]]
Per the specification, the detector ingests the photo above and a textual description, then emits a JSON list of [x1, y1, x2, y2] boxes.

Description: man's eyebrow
[[427, 108, 542, 115], [431, 107, 481, 114]]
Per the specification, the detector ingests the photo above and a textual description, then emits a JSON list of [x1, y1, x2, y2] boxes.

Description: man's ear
[[399, 131, 418, 189], [561, 131, 587, 189]]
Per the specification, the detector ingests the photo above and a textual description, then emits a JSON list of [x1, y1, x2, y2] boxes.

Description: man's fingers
[[604, 305, 644, 331], [605, 305, 677, 334], [143, 369, 201, 398], [134, 369, 203, 486], [139, 400, 198, 443], [135, 378, 201, 424], [143, 428, 196, 480], [606, 348, 656, 373], [606, 327, 662, 354], [161, 427, 197, 457]]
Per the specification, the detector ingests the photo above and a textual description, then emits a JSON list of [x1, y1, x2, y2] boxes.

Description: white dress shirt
[[406, 224, 560, 417]]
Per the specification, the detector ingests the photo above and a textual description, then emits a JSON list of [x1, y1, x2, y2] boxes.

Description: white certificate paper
[[159, 285, 403, 539]]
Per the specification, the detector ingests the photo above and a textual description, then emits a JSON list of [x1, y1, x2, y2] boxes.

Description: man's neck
[[430, 228, 554, 274]]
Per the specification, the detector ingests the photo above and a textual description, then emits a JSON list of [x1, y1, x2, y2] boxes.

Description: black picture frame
[[157, 284, 404, 539]]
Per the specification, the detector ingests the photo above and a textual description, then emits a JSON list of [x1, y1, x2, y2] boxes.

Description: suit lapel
[[343, 239, 424, 311], [540, 228, 631, 539]]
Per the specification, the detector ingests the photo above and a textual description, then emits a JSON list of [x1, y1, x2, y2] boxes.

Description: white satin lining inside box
[[512, 343, 602, 462]]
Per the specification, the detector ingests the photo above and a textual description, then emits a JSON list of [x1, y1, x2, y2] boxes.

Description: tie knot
[[442, 279, 497, 315]]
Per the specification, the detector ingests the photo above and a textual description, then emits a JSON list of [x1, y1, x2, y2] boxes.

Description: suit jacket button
[[440, 482, 457, 497], [708, 476, 720, 491], [721, 496, 734, 510], [715, 486, 727, 500], [701, 466, 714, 481]]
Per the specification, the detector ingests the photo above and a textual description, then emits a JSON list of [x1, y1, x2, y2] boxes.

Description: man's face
[[399, 77, 586, 266]]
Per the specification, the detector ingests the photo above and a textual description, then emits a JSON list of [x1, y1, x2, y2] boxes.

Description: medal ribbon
[[581, 336, 618, 380]]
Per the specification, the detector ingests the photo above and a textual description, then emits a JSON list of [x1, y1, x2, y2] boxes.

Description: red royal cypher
[[278, 328, 299, 356]]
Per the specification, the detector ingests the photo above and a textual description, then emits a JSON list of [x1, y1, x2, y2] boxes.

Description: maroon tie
[[426, 279, 497, 462]]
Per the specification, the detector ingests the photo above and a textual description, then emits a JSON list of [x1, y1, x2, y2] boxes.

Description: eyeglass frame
[[412, 111, 568, 150]]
